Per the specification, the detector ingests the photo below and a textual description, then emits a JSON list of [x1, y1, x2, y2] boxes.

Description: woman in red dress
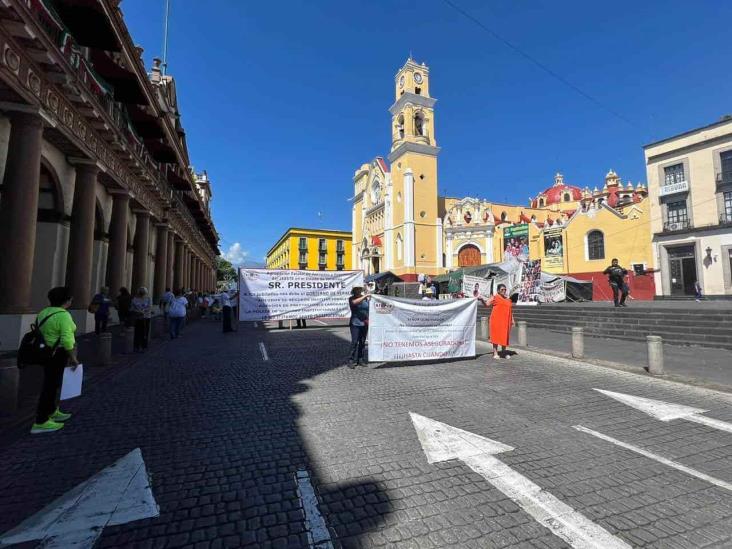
[[479, 284, 515, 359]]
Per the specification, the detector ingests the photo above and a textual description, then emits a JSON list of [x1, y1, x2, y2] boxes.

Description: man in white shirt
[[221, 290, 236, 333], [160, 287, 174, 319]]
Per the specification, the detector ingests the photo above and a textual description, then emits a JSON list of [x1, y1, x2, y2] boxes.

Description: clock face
[[399, 75, 405, 88], [414, 72, 423, 84]]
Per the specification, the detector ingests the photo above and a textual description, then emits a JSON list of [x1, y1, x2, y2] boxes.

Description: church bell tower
[[388, 58, 441, 278]]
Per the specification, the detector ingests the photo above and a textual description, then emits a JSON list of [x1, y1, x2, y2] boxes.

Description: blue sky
[[120, 0, 732, 264]]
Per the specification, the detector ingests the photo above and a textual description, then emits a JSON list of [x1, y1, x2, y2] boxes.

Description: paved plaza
[[2, 321, 732, 548]]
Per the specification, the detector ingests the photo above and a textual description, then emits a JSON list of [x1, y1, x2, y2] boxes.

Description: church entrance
[[458, 245, 481, 267]]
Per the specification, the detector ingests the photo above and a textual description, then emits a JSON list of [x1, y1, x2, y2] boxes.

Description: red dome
[[541, 184, 582, 205]]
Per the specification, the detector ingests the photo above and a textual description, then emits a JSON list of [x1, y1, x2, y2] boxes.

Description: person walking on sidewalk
[[478, 284, 514, 360], [348, 286, 370, 368], [160, 287, 174, 319], [115, 287, 132, 327], [603, 259, 629, 307], [168, 289, 188, 339], [131, 287, 152, 351], [90, 286, 112, 335], [31, 286, 80, 434]]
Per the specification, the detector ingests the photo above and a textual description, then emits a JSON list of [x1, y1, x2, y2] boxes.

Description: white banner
[[367, 295, 477, 362], [462, 274, 494, 298], [238, 269, 363, 321], [539, 278, 566, 303]]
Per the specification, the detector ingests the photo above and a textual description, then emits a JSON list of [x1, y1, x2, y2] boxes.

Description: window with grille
[[667, 200, 688, 225], [319, 253, 326, 265], [298, 251, 307, 264], [318, 238, 327, 252], [722, 150, 732, 174], [336, 240, 344, 252], [664, 164, 685, 186], [299, 237, 307, 250], [724, 191, 732, 222], [587, 230, 604, 260]]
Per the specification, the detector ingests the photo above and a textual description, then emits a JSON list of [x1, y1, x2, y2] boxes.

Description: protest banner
[[539, 277, 566, 303], [503, 224, 529, 261], [517, 259, 542, 305], [543, 228, 564, 270], [367, 295, 477, 362], [238, 269, 363, 321], [462, 274, 494, 298]]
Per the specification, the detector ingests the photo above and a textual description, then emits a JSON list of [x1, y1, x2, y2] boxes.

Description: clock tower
[[388, 58, 441, 278]]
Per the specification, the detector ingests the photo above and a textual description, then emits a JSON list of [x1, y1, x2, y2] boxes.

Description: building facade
[[266, 228, 351, 271], [644, 116, 732, 297], [0, 0, 219, 349], [351, 59, 654, 297]]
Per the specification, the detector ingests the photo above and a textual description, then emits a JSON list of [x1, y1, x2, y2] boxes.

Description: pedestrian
[[478, 284, 515, 360], [348, 286, 370, 368], [603, 258, 629, 307], [89, 286, 112, 335], [296, 318, 307, 328], [422, 288, 435, 300], [31, 286, 80, 434], [221, 289, 234, 332], [115, 287, 132, 327], [160, 287, 174, 319], [694, 280, 703, 302], [168, 288, 188, 339], [131, 287, 152, 351]]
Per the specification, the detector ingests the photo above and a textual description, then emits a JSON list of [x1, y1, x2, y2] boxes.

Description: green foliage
[[216, 257, 236, 282]]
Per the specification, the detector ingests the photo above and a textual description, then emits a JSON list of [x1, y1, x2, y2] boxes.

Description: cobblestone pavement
[[1, 321, 732, 548]]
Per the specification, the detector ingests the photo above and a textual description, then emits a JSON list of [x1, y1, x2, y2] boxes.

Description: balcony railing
[[658, 180, 689, 197], [717, 171, 732, 187], [662, 219, 692, 232]]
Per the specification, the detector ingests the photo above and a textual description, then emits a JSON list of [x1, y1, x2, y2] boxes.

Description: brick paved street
[[2, 321, 732, 548]]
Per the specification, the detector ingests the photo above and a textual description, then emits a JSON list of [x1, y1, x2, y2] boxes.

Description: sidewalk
[[510, 326, 732, 392]]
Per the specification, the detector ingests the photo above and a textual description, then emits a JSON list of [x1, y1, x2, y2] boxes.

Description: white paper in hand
[[60, 364, 83, 400]]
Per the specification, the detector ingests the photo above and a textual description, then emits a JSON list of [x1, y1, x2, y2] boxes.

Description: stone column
[[131, 211, 150, 291], [65, 161, 100, 307], [194, 257, 200, 290], [174, 238, 184, 290], [153, 223, 169, 301], [0, 112, 43, 313], [166, 232, 175, 291], [106, 191, 130, 296]]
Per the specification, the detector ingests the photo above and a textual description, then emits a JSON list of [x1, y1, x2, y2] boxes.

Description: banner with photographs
[[517, 259, 542, 305], [503, 224, 529, 261], [462, 274, 494, 298], [543, 228, 564, 270]]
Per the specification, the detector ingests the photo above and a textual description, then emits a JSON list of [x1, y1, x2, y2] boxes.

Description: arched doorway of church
[[458, 244, 481, 267]]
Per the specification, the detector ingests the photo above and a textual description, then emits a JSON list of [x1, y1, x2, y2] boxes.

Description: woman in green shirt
[[32, 286, 80, 434]]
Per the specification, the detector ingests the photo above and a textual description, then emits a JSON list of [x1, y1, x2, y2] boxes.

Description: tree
[[216, 257, 236, 283]]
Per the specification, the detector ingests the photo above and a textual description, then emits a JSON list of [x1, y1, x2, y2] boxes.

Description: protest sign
[[539, 277, 566, 303], [517, 259, 542, 305], [238, 269, 363, 321], [503, 224, 529, 261], [462, 274, 494, 298], [367, 295, 477, 362], [60, 364, 83, 400], [543, 228, 564, 270]]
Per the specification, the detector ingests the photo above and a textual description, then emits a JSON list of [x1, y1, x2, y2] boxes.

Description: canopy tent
[[364, 271, 403, 294], [434, 263, 512, 294]]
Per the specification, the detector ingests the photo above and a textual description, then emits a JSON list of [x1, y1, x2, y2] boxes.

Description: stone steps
[[477, 305, 732, 350]]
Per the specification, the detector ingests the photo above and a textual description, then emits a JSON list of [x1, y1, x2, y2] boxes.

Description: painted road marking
[[312, 319, 328, 326], [574, 425, 732, 492], [0, 448, 159, 548], [295, 470, 334, 549], [596, 389, 732, 434], [259, 341, 269, 362], [411, 413, 631, 549]]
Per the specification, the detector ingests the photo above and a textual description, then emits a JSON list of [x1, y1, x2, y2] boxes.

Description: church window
[[420, 210, 426, 218], [500, 211, 507, 221], [539, 198, 545, 207], [563, 193, 571, 202], [587, 230, 605, 260], [397, 115, 404, 139], [415, 87, 421, 95]]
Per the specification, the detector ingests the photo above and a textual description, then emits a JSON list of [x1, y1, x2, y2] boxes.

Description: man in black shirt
[[603, 258, 629, 307]]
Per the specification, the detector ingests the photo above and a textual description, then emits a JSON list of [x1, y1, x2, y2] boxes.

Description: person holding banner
[[347, 286, 370, 368], [478, 284, 515, 360]]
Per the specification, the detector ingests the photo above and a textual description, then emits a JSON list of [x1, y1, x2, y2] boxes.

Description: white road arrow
[[410, 413, 631, 549], [0, 448, 159, 548], [595, 389, 732, 434]]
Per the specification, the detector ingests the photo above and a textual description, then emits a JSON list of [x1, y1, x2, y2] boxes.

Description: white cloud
[[223, 242, 249, 267]]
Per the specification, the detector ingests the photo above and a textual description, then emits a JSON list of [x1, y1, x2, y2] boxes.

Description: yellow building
[[266, 228, 352, 271], [644, 116, 732, 297], [351, 58, 655, 297]]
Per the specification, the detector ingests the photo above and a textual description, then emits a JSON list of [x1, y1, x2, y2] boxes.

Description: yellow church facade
[[351, 59, 655, 297]]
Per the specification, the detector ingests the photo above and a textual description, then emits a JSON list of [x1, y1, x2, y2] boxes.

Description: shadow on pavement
[[0, 319, 393, 548]]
